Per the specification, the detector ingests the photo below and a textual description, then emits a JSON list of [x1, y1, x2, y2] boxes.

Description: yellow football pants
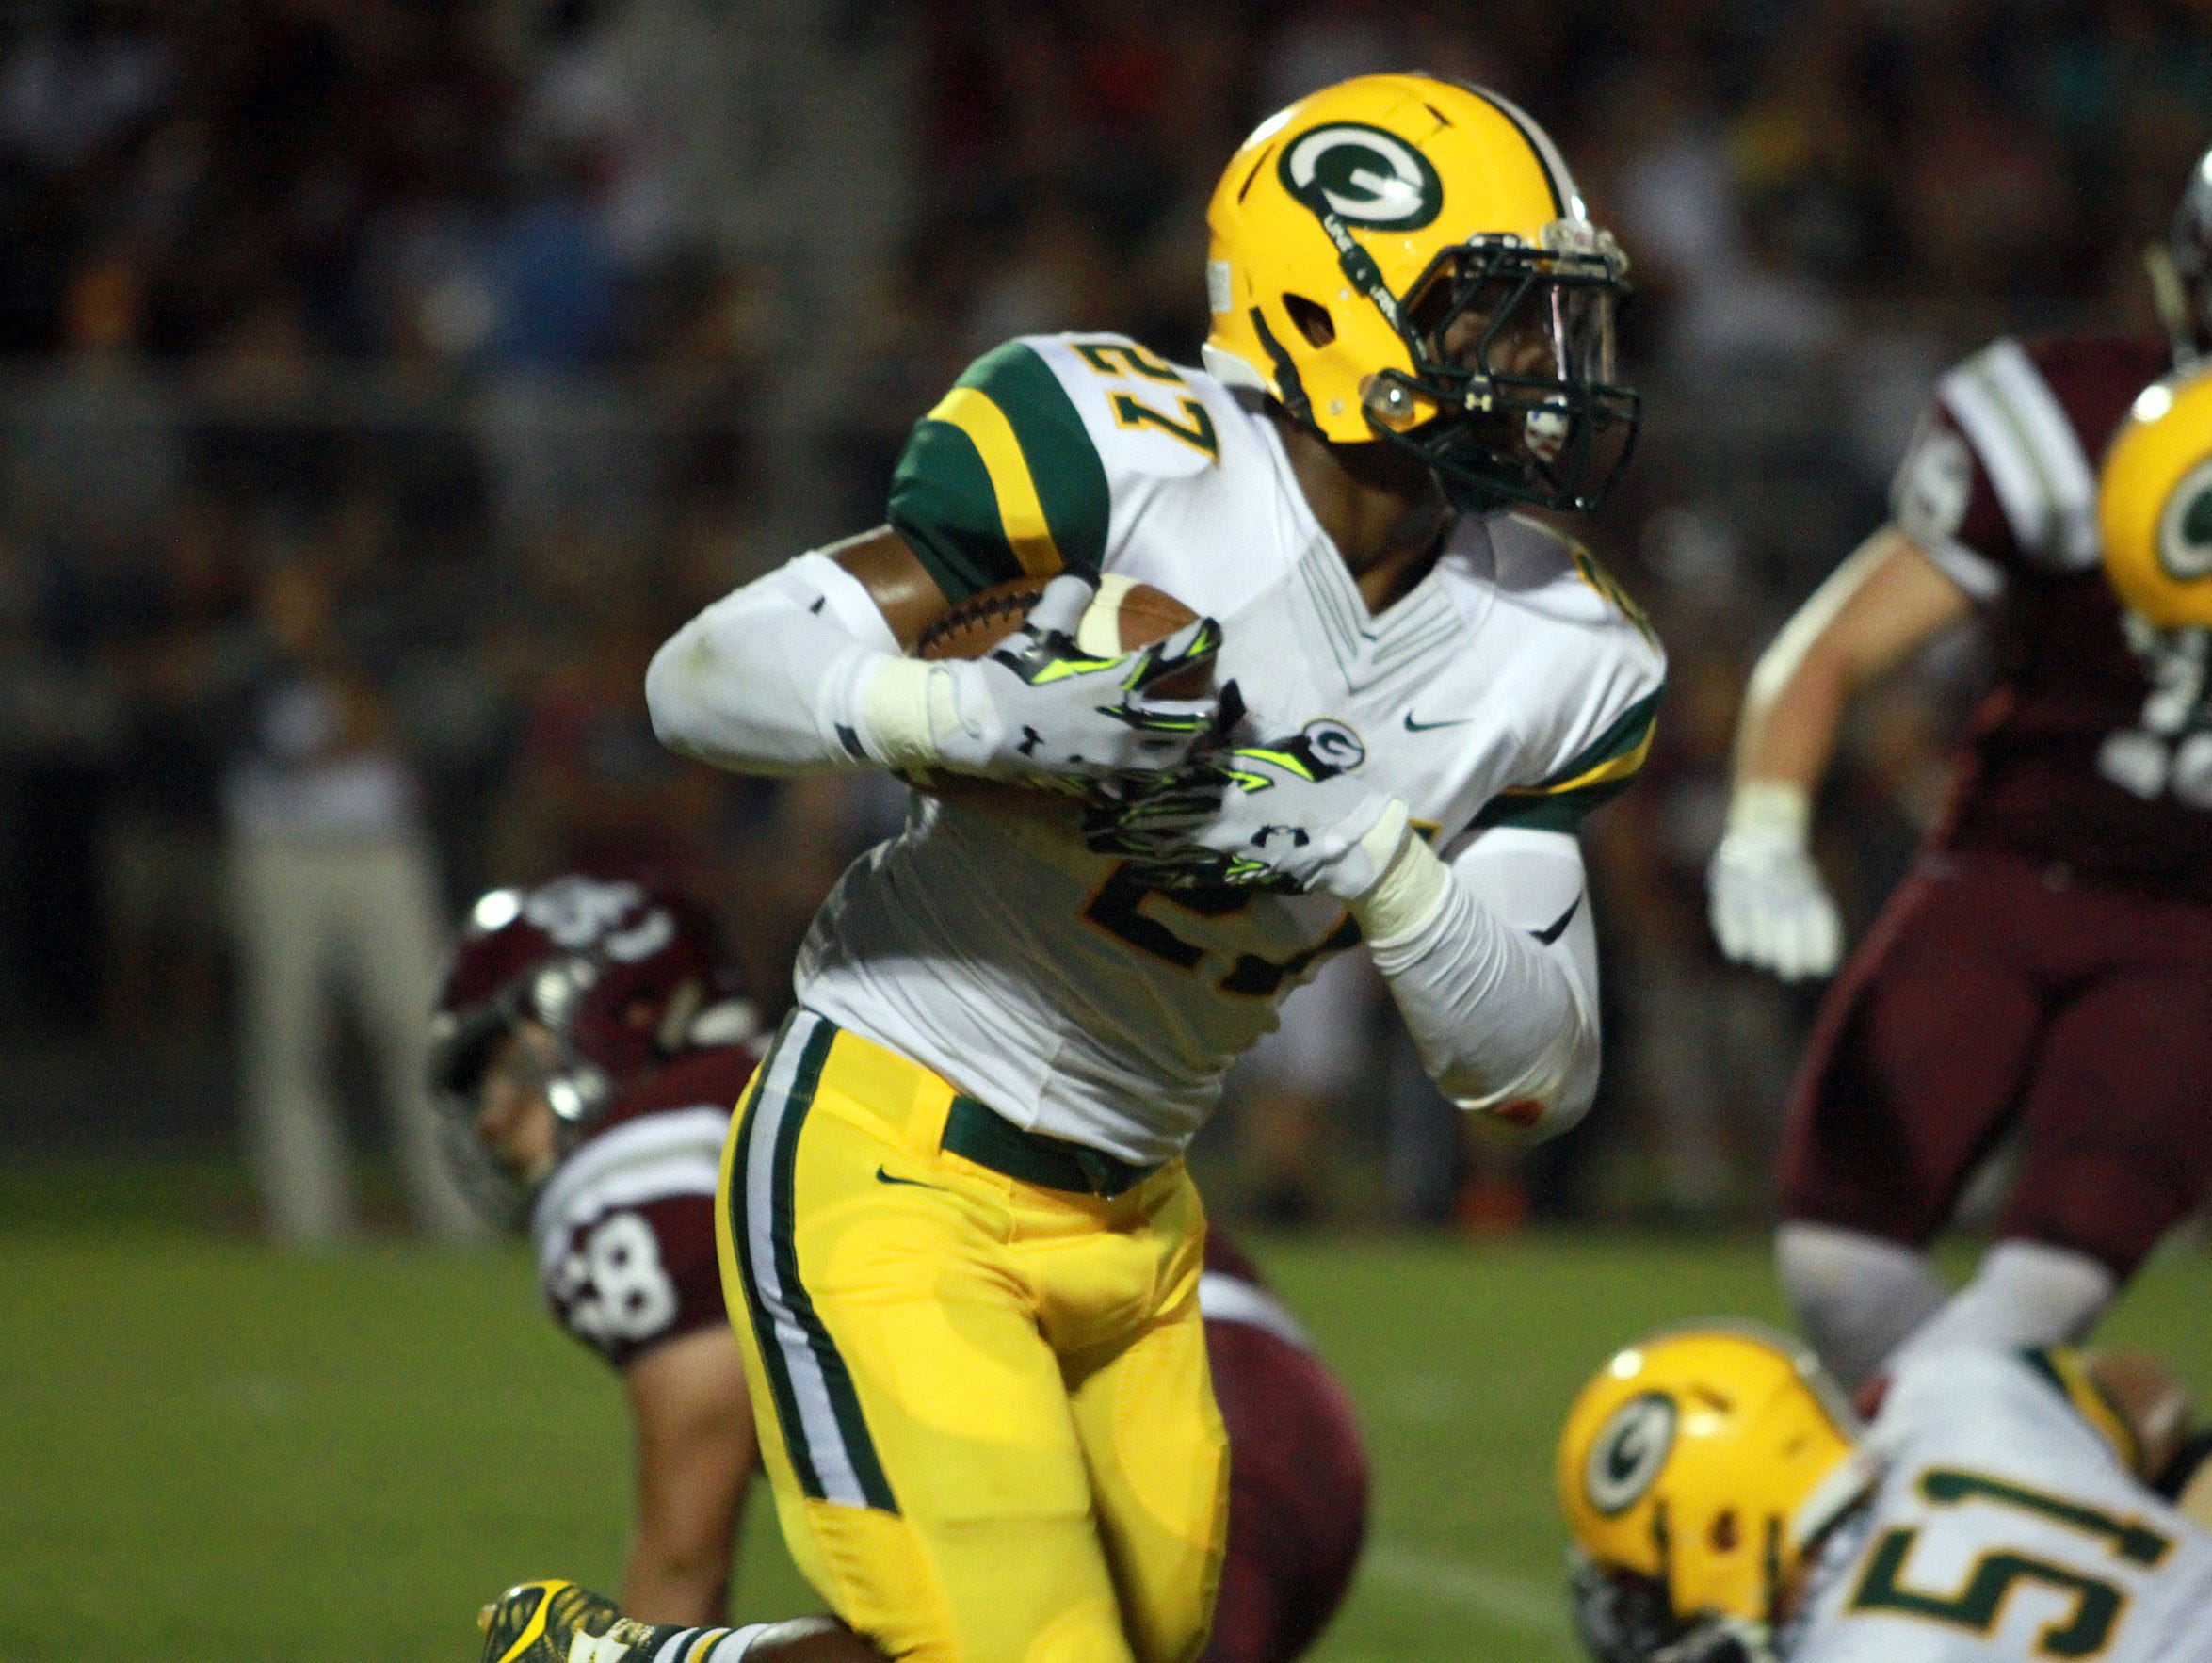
[[715, 1009, 1229, 1663]]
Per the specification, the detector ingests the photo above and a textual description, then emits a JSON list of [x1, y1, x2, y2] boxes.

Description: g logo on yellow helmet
[[2157, 460, 2212, 583], [1279, 122, 1443, 232], [1585, 1391, 1676, 1516], [2101, 368, 2212, 630]]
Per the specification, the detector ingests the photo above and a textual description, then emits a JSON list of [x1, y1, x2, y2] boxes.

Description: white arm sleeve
[[1355, 825, 1599, 1137], [645, 552, 899, 776]]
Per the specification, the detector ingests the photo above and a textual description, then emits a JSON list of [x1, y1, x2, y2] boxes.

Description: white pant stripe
[[741, 1011, 868, 1507]]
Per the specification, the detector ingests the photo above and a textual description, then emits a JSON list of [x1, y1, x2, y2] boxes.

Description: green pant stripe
[[729, 1011, 826, 1500]]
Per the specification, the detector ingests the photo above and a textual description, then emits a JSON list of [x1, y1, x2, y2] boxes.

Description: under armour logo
[[1252, 824, 1312, 849], [1018, 726, 1044, 757]]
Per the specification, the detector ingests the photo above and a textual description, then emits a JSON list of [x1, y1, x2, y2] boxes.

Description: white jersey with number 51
[[796, 331, 1665, 1163], [1792, 1348, 2212, 1663]]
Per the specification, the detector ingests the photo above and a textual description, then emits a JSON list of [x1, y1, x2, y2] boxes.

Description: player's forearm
[[1736, 645, 1852, 796], [647, 554, 897, 776], [1734, 525, 1966, 796], [1351, 833, 1597, 1135], [1735, 597, 1861, 797]]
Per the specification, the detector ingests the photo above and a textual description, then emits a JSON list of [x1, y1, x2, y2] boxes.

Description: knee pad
[[1774, 1220, 1947, 1387]]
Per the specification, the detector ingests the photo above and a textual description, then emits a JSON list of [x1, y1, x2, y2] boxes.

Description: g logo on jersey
[[1585, 1391, 1676, 1516], [2156, 458, 2212, 583], [1300, 718, 1366, 775], [1280, 122, 1443, 231]]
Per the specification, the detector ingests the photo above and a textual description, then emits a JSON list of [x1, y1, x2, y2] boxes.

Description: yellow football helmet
[[1202, 73, 1636, 513], [2100, 365, 2212, 630], [1557, 1325, 1872, 1662]]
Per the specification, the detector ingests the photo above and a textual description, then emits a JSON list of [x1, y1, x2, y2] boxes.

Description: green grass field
[[3, 1203, 2205, 1663]]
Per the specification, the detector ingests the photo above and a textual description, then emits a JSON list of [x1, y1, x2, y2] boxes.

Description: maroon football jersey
[[529, 1043, 758, 1370], [1891, 332, 2212, 898], [1200, 1233, 1369, 1663]]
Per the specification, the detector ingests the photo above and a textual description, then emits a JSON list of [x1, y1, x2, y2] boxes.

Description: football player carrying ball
[[1558, 1326, 2212, 1663], [486, 72, 1661, 1663], [443, 876, 1371, 1663]]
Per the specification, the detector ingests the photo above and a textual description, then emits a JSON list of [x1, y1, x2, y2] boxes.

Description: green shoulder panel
[[1474, 687, 1663, 833], [886, 340, 1111, 604]]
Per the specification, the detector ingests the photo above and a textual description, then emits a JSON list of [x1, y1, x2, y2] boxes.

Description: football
[[902, 573, 1206, 811], [914, 573, 1200, 667]]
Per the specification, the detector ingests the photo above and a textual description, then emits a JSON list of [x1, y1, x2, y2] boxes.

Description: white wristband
[[1726, 778, 1813, 845], [854, 656, 964, 771], [1348, 802, 1448, 945]]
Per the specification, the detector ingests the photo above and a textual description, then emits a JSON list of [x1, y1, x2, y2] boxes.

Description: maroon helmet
[[428, 874, 750, 1219]]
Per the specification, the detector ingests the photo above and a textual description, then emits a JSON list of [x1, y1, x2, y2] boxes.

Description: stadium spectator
[[219, 550, 476, 1245]]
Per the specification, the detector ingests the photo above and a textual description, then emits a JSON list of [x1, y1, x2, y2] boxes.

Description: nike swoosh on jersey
[[1532, 891, 1583, 945], [1402, 712, 1472, 732], [875, 1165, 948, 1191]]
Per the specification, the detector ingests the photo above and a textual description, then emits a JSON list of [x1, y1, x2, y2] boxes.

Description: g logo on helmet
[[1279, 122, 1444, 231], [2156, 460, 2212, 585], [1585, 1391, 1676, 1516]]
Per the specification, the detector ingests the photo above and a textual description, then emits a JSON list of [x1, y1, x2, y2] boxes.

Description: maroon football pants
[[1780, 850, 2212, 1274], [1200, 1318, 1368, 1663]]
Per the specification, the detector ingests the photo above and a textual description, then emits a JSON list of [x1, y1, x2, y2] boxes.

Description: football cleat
[[478, 1578, 641, 1663]]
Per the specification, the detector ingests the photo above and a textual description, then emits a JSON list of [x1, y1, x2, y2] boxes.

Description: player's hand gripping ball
[[1086, 719, 1400, 899], [905, 573, 1219, 808]]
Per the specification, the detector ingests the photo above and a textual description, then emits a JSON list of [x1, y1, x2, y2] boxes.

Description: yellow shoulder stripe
[[1510, 713, 1657, 800], [923, 386, 1064, 578]]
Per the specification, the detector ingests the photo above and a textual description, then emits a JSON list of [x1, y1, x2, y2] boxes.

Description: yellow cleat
[[477, 1579, 635, 1663]]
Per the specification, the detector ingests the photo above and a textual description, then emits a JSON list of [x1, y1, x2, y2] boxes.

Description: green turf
[[1, 1222, 2204, 1662]]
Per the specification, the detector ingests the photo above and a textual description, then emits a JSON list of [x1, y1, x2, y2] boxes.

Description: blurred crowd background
[[1, 0, 2205, 1239]]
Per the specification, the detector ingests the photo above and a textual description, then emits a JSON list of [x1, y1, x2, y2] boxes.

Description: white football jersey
[[1793, 1348, 2212, 1663], [796, 331, 1665, 1162]]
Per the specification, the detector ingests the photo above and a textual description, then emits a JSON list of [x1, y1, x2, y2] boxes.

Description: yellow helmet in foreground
[[1557, 1325, 1871, 1662], [2101, 366, 2212, 630], [1202, 73, 1637, 513]]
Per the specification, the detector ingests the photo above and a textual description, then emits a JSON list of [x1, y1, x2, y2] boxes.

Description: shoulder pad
[[601, 1044, 756, 1130], [1025, 333, 1233, 484], [1936, 336, 2102, 570], [1471, 517, 1666, 833], [531, 1101, 730, 1253], [888, 337, 1113, 602], [2019, 1347, 2142, 1473], [890, 332, 1256, 603]]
